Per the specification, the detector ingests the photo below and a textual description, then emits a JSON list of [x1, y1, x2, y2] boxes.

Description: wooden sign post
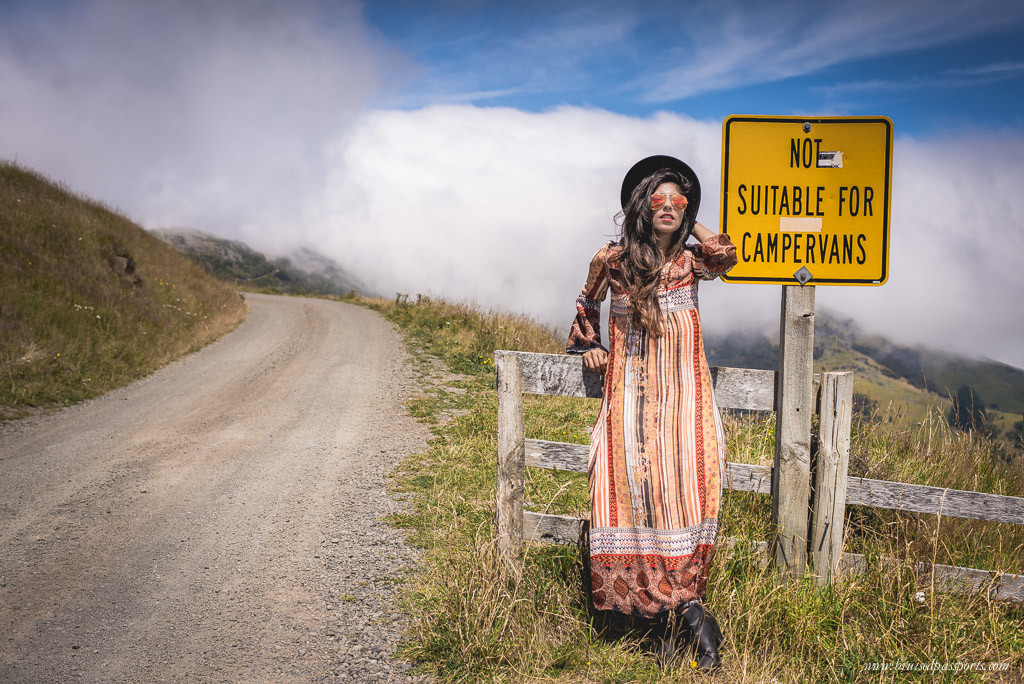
[[773, 284, 815, 575], [721, 115, 893, 578]]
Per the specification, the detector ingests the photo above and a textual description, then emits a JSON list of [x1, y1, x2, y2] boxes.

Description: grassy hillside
[[853, 333, 1024, 414], [0, 163, 247, 420], [707, 310, 1024, 445], [342, 292, 1023, 682]]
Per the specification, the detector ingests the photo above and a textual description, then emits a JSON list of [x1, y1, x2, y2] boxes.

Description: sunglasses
[[650, 193, 688, 211]]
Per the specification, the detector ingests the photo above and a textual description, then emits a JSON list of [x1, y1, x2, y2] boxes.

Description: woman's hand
[[582, 348, 608, 375]]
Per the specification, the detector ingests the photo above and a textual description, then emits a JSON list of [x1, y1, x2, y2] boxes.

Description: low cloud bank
[[317, 106, 1024, 369]]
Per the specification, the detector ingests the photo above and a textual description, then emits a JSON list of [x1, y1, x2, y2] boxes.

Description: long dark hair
[[614, 168, 695, 336]]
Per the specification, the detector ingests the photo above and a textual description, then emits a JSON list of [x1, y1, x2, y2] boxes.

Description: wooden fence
[[495, 350, 1024, 602]]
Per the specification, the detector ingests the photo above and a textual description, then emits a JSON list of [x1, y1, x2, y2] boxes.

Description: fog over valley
[[2, 0, 1022, 368]]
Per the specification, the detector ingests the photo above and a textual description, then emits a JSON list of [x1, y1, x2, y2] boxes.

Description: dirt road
[[0, 293, 430, 682]]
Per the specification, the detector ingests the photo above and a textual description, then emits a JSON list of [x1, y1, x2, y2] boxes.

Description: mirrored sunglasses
[[650, 193, 688, 211]]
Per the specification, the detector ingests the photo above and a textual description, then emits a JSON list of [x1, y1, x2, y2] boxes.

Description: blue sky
[[361, 0, 1024, 134], [1, 0, 1023, 368]]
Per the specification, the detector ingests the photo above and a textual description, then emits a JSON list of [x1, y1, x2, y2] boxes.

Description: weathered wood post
[[495, 351, 526, 560], [772, 284, 815, 577], [810, 371, 854, 584]]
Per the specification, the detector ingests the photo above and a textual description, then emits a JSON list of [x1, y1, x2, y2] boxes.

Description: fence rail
[[524, 436, 1023, 525], [520, 511, 1024, 602], [495, 350, 1024, 602]]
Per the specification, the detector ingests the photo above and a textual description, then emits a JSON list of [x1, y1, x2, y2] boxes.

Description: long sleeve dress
[[566, 233, 738, 617]]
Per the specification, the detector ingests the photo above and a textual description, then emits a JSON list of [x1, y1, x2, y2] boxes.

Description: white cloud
[[312, 105, 725, 320], [820, 133, 1024, 367], [315, 105, 1024, 369], [0, 0, 407, 242]]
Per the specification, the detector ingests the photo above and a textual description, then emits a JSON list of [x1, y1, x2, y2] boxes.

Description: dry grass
[[0, 162, 246, 419], [345, 291, 1024, 682], [723, 408, 1024, 575]]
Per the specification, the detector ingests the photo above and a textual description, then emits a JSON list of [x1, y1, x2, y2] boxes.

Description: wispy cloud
[[629, 0, 1024, 101], [376, 0, 1024, 110], [396, 87, 531, 108], [815, 61, 1024, 97], [378, 2, 643, 107], [944, 61, 1024, 77]]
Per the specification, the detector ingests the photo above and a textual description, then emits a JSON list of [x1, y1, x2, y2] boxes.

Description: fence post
[[495, 351, 525, 560], [810, 371, 854, 584], [772, 284, 815, 577]]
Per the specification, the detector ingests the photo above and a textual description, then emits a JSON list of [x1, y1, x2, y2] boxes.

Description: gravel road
[[0, 293, 431, 682]]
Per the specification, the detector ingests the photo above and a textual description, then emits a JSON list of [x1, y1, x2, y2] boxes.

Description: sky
[[1, 0, 1023, 368]]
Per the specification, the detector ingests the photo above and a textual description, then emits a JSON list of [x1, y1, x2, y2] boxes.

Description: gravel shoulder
[[0, 293, 431, 682]]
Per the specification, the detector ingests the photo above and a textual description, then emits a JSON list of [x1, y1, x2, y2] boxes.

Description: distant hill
[[704, 310, 1024, 442], [0, 164, 246, 420], [152, 228, 366, 297]]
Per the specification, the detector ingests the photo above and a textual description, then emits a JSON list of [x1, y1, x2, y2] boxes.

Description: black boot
[[678, 601, 724, 672]]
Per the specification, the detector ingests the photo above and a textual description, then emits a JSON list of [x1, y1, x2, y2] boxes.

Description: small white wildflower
[[914, 590, 926, 604]]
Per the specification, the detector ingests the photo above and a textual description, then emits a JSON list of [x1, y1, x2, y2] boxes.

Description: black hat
[[620, 155, 701, 216]]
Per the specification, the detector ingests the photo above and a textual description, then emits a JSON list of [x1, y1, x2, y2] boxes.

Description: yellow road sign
[[720, 115, 893, 286]]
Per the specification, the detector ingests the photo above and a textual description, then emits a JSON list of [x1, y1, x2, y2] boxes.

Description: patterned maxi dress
[[566, 233, 738, 617]]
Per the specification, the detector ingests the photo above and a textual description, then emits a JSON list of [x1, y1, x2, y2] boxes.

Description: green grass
[[342, 291, 1024, 683], [0, 163, 246, 419]]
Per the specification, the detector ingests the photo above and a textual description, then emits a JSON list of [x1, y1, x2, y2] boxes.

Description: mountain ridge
[[705, 310, 1023, 443], [152, 228, 367, 297]]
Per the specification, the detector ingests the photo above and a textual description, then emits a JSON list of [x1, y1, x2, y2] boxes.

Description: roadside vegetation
[[0, 163, 247, 420], [343, 291, 1023, 683]]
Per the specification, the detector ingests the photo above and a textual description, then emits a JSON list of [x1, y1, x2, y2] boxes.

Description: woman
[[566, 155, 737, 670]]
